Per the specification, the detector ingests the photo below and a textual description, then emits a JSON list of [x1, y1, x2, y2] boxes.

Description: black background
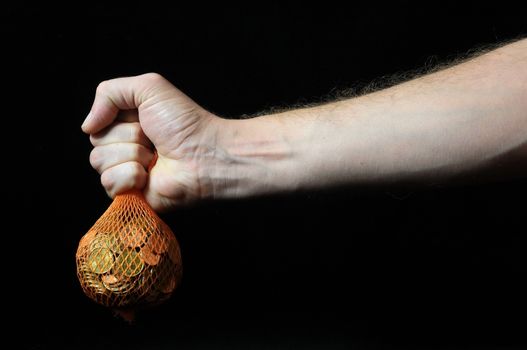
[[3, 2, 527, 349]]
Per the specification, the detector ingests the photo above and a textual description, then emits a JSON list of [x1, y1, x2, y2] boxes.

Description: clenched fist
[[82, 73, 225, 212]]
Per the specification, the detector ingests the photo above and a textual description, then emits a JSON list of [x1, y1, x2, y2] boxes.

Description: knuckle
[[100, 170, 113, 189], [101, 162, 146, 196], [89, 148, 102, 170], [96, 80, 109, 94], [143, 72, 164, 83], [89, 134, 99, 146]]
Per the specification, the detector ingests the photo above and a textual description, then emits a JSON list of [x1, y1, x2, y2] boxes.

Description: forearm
[[207, 39, 527, 198]]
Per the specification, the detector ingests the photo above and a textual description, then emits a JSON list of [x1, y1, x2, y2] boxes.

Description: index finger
[[81, 73, 165, 134]]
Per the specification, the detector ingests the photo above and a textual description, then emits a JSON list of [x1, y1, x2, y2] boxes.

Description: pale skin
[[82, 39, 527, 212]]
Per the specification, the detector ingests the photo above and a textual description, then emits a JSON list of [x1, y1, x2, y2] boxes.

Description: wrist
[[202, 115, 302, 199]]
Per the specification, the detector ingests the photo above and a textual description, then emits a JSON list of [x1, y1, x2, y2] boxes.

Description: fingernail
[[81, 112, 91, 129]]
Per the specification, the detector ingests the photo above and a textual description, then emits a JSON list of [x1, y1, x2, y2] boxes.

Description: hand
[[82, 73, 222, 212]]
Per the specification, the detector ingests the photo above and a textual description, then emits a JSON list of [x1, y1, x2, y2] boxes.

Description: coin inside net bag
[[76, 188, 183, 321]]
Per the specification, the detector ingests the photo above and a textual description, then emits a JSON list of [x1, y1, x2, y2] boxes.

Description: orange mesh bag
[[76, 156, 182, 319]]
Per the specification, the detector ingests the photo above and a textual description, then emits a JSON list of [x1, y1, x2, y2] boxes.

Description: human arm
[[82, 39, 527, 210], [210, 38, 527, 196]]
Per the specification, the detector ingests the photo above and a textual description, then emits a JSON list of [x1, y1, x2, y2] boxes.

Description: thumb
[[81, 73, 168, 134]]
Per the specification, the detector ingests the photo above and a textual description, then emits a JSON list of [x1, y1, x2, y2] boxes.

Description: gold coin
[[102, 274, 135, 294], [86, 279, 107, 295], [78, 262, 107, 295], [139, 246, 160, 266], [90, 233, 111, 250], [88, 248, 115, 274], [107, 234, 124, 254], [114, 249, 144, 278]]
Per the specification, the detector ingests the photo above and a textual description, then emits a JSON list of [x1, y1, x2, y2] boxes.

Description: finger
[[90, 122, 151, 147], [100, 161, 148, 198], [81, 73, 169, 134], [90, 143, 153, 174]]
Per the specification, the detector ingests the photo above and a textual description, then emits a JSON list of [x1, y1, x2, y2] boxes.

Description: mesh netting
[[76, 190, 182, 310]]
